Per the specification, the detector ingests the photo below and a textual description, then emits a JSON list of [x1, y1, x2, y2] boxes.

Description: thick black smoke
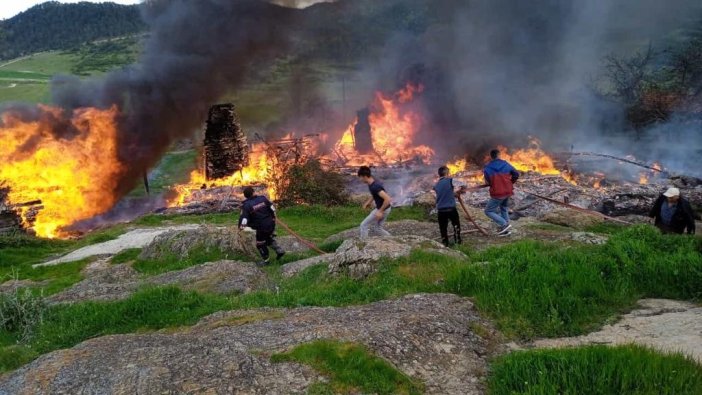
[[334, 0, 702, 170], [49, 0, 299, 197]]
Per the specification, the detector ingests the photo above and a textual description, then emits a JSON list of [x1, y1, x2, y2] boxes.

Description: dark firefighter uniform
[[238, 195, 285, 263]]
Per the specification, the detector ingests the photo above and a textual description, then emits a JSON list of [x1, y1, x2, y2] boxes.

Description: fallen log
[[564, 152, 665, 173], [524, 191, 632, 225]]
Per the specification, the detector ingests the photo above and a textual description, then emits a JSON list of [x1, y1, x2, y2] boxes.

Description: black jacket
[[649, 195, 696, 234], [238, 195, 276, 231]]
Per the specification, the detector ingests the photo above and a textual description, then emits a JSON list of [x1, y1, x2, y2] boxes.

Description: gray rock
[[139, 225, 258, 261], [149, 260, 271, 295], [328, 235, 466, 278], [280, 255, 330, 278], [571, 232, 609, 245], [0, 294, 495, 395], [49, 260, 270, 303], [323, 220, 439, 244]]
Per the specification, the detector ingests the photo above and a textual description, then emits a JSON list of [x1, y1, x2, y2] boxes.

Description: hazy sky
[[0, 0, 142, 20]]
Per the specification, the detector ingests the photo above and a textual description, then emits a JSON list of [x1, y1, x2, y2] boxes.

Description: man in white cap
[[648, 187, 696, 235]]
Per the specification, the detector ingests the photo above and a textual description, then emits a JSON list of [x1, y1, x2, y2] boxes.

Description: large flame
[[334, 83, 434, 165], [169, 143, 274, 206], [0, 106, 123, 238], [496, 139, 560, 175]]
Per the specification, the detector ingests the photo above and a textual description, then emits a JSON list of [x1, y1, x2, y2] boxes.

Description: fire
[[496, 139, 560, 175], [0, 106, 123, 238], [639, 173, 649, 185], [447, 158, 467, 175], [334, 83, 434, 165], [169, 144, 274, 206]]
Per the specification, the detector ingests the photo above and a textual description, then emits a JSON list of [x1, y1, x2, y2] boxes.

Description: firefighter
[[238, 186, 285, 266]]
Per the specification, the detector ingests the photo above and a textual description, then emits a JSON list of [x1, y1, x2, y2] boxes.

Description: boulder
[[0, 294, 496, 395], [280, 255, 330, 278], [49, 260, 270, 303], [139, 225, 258, 261], [328, 235, 466, 278], [539, 208, 604, 229], [570, 232, 609, 245], [149, 260, 271, 295], [324, 220, 438, 244]]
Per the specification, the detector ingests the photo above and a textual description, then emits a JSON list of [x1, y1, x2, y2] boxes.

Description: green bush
[[0, 287, 47, 343], [276, 159, 349, 207], [489, 345, 702, 395]]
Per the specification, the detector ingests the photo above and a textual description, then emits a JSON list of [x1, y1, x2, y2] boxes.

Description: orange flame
[[496, 139, 560, 175], [334, 83, 434, 165], [0, 106, 123, 238], [169, 144, 275, 206]]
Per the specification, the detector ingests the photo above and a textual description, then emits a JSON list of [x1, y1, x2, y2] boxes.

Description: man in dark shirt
[[238, 187, 285, 266], [649, 187, 696, 235], [358, 166, 393, 239], [433, 166, 467, 246]]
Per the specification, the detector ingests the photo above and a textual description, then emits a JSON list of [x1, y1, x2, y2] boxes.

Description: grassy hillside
[[0, 36, 141, 103]]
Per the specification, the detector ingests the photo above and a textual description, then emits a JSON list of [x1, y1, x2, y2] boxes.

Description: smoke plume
[[47, 0, 299, 196]]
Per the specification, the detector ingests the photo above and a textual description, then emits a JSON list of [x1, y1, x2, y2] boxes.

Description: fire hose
[[275, 217, 326, 255]]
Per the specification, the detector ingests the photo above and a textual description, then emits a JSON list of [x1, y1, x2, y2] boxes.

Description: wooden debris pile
[[0, 184, 42, 235], [204, 104, 249, 180]]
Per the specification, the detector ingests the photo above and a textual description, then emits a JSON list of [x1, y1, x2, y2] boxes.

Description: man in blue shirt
[[238, 186, 285, 266], [358, 166, 393, 239], [433, 166, 467, 246]]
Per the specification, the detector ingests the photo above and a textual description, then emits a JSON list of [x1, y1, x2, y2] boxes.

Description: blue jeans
[[485, 197, 510, 227], [360, 208, 392, 239]]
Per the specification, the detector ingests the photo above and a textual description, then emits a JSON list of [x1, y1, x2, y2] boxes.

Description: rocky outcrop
[[570, 232, 609, 245], [328, 236, 466, 278], [323, 220, 439, 244], [139, 226, 258, 261], [49, 260, 270, 303], [531, 299, 702, 363], [0, 294, 496, 395], [280, 255, 329, 278], [149, 260, 272, 295]]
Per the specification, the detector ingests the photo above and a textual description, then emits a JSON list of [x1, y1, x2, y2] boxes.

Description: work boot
[[256, 259, 270, 267], [271, 240, 286, 260]]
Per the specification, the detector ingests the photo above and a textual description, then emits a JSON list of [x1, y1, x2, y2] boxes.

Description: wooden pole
[[524, 191, 632, 225], [456, 194, 489, 236]]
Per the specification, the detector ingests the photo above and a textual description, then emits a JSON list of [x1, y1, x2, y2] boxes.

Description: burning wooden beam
[[204, 103, 249, 181], [564, 152, 666, 173]]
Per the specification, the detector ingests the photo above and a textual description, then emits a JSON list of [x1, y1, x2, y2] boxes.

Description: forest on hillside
[[0, 1, 145, 60]]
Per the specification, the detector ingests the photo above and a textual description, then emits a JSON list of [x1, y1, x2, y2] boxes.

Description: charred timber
[[204, 104, 249, 181]]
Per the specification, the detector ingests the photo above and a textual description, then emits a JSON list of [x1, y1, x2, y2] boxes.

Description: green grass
[[132, 245, 251, 275], [272, 340, 423, 395], [0, 224, 700, 375], [0, 287, 231, 372], [110, 248, 142, 265], [134, 205, 427, 242], [447, 226, 702, 339], [489, 345, 702, 395], [129, 150, 198, 198], [0, 226, 129, 295]]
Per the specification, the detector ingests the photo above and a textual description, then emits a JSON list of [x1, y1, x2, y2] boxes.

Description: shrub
[[276, 159, 349, 207], [0, 287, 47, 343]]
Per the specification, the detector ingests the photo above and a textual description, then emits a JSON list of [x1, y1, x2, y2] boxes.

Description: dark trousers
[[255, 227, 284, 260], [438, 208, 461, 246]]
